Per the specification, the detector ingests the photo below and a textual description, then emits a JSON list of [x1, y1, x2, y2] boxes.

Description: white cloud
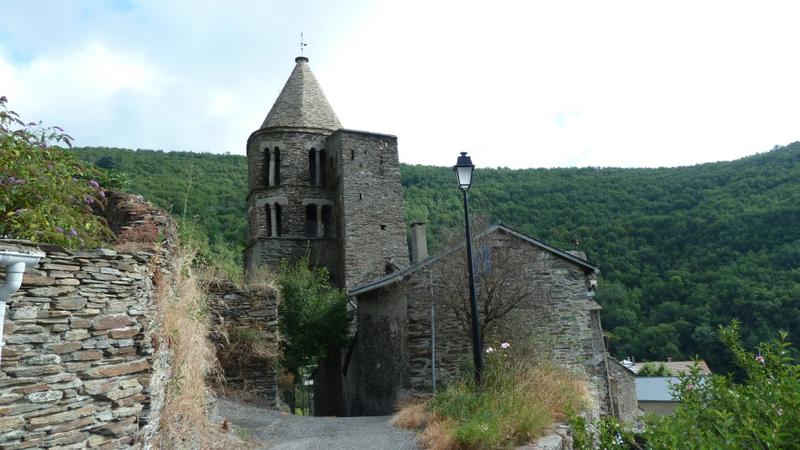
[[1, 0, 799, 168]]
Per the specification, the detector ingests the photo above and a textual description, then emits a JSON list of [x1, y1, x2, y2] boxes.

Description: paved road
[[213, 398, 421, 450]]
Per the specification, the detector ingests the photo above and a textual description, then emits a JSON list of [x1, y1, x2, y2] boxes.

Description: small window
[[266, 204, 282, 237], [308, 149, 317, 184], [305, 204, 317, 237], [321, 205, 333, 238], [274, 148, 281, 185]]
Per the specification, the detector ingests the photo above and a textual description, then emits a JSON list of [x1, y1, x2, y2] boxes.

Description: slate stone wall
[[245, 129, 340, 277], [0, 193, 175, 449], [351, 284, 408, 415], [352, 229, 613, 416], [207, 282, 280, 407], [607, 359, 640, 424], [329, 130, 409, 290]]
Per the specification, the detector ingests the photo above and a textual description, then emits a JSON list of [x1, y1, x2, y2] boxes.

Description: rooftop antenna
[[300, 32, 307, 57]]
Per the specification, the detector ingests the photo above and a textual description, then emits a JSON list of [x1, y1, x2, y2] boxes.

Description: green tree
[[277, 257, 350, 378]]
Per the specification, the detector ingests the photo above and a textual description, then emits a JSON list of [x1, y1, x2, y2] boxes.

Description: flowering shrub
[[0, 97, 112, 247], [570, 321, 800, 449]]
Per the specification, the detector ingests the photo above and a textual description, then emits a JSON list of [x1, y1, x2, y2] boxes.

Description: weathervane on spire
[[300, 32, 307, 57]]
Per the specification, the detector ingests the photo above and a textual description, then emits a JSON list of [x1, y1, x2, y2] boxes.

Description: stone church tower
[[245, 56, 409, 290]]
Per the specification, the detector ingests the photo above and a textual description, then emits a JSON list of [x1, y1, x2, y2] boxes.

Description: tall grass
[[155, 251, 243, 449], [394, 345, 587, 449]]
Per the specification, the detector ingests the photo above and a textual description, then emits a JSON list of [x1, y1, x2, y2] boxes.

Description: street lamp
[[453, 152, 484, 384]]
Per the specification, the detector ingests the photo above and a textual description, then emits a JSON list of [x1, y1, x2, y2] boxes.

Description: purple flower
[[69, 228, 78, 237], [56, 227, 64, 233], [7, 176, 15, 184], [84, 196, 94, 205], [501, 342, 511, 349], [14, 208, 25, 214], [88, 180, 100, 188], [755, 355, 765, 364], [99, 190, 106, 199]]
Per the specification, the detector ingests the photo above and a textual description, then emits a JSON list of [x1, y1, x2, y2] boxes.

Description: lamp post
[[454, 152, 484, 384]]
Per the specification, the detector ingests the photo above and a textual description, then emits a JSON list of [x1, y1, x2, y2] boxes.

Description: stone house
[[346, 224, 614, 416], [244, 56, 636, 420]]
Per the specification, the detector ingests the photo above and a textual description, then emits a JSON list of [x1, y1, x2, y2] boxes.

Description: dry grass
[[393, 358, 588, 450], [391, 399, 429, 429], [154, 251, 246, 449], [244, 263, 280, 295], [418, 419, 457, 450]]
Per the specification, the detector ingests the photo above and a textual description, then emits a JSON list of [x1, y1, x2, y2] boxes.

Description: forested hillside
[[72, 143, 800, 372]]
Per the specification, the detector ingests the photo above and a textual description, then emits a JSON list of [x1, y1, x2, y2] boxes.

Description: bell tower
[[245, 57, 408, 289]]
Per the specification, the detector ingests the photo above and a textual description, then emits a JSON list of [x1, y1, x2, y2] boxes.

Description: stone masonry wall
[[0, 193, 176, 449], [329, 130, 410, 291], [607, 359, 640, 424], [206, 281, 280, 407], [355, 228, 612, 416], [245, 129, 342, 282]]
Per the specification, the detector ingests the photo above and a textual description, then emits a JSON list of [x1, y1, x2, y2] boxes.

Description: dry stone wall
[[206, 281, 280, 407], [0, 193, 176, 450]]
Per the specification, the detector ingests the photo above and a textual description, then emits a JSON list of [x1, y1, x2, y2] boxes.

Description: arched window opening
[[321, 205, 333, 238], [266, 203, 282, 237], [304, 204, 318, 237], [273, 148, 281, 186], [319, 149, 327, 185], [265, 147, 281, 187], [308, 149, 318, 185]]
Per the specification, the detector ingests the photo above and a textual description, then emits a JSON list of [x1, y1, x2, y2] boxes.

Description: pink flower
[[755, 355, 765, 364], [88, 180, 100, 188], [686, 383, 695, 391]]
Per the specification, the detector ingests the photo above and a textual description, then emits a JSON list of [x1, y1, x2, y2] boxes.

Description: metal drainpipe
[[0, 250, 44, 368]]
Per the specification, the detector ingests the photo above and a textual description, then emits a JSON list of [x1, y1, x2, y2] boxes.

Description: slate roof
[[635, 377, 681, 402], [349, 224, 598, 297], [261, 57, 342, 131]]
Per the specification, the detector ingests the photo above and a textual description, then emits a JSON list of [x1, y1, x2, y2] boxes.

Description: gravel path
[[213, 398, 421, 450]]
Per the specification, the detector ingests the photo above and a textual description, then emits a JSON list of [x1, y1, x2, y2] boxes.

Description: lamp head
[[454, 152, 475, 191]]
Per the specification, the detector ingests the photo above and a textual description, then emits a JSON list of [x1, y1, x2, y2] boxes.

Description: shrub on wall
[[0, 96, 112, 247]]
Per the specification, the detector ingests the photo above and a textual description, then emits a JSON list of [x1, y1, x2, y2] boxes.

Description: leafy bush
[[277, 257, 349, 378], [570, 322, 800, 449], [0, 97, 112, 247], [636, 362, 673, 377], [396, 342, 587, 449]]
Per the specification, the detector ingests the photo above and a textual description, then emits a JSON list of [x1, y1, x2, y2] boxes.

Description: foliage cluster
[[0, 98, 113, 247], [71, 142, 800, 372], [276, 257, 350, 378], [394, 342, 587, 449], [570, 323, 800, 449], [636, 362, 673, 377]]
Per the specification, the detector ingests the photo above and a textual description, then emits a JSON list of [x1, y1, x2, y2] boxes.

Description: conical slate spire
[[261, 57, 342, 131]]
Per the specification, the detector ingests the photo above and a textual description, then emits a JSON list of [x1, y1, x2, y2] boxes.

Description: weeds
[[155, 250, 244, 449], [394, 342, 587, 449]]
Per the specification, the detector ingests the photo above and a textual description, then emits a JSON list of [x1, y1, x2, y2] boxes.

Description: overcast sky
[[2, 1, 798, 169]]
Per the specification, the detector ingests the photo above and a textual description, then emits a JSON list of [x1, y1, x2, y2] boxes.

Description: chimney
[[410, 221, 429, 263]]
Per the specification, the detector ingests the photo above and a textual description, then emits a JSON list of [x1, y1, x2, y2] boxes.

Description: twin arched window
[[304, 203, 333, 238], [265, 147, 280, 187], [308, 148, 327, 186], [265, 203, 282, 237]]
